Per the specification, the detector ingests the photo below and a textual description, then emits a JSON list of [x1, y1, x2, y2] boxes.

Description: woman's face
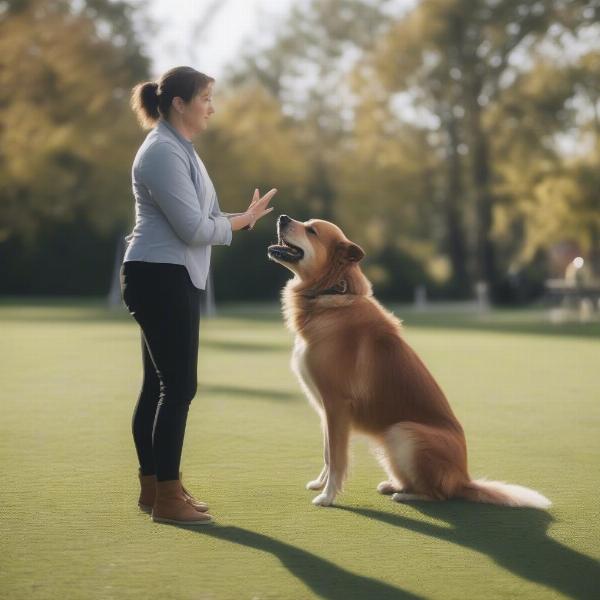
[[177, 82, 215, 136]]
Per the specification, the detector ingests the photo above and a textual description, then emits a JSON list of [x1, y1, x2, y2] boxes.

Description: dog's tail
[[457, 478, 551, 509]]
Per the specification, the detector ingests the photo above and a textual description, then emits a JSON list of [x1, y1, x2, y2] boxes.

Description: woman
[[121, 66, 275, 526]]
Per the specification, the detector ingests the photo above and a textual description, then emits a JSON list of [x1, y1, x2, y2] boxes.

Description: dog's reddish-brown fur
[[268, 216, 550, 509]]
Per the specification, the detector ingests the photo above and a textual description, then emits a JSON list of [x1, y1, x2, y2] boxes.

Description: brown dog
[[268, 215, 551, 509]]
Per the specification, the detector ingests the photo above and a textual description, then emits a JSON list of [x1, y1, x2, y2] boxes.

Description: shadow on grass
[[201, 383, 301, 402], [337, 503, 600, 600], [190, 525, 423, 600]]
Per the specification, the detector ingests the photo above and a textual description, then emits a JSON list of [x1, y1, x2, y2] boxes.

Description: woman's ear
[[172, 96, 185, 115], [339, 241, 365, 262]]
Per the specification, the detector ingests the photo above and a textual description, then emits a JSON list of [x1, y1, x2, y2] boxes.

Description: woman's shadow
[[185, 523, 425, 600], [337, 501, 599, 600]]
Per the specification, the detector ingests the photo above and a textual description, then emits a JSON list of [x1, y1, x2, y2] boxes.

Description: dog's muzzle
[[267, 216, 304, 262]]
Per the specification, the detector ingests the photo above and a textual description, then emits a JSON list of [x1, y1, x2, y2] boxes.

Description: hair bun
[[146, 81, 159, 96]]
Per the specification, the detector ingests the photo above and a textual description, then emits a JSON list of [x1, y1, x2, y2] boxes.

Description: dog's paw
[[377, 481, 399, 495], [306, 479, 325, 490], [392, 492, 428, 503], [312, 493, 334, 507]]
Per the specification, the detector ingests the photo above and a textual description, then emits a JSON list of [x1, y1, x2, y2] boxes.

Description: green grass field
[[1, 299, 599, 600]]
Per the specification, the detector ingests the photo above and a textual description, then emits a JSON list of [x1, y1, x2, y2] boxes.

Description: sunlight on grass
[[1, 300, 599, 599]]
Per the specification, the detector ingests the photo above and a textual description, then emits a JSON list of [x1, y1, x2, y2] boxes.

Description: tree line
[[1, 0, 598, 302]]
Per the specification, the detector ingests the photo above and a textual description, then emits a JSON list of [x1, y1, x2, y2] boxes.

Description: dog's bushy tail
[[457, 478, 551, 509]]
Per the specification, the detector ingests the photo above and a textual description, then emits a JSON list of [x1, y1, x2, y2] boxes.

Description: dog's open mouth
[[267, 235, 304, 262]]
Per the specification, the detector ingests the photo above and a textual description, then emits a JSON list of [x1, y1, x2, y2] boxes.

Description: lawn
[[1, 299, 599, 600]]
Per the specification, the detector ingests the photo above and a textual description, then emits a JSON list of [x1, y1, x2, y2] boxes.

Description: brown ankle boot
[[179, 471, 209, 512], [152, 480, 213, 525], [138, 472, 156, 514]]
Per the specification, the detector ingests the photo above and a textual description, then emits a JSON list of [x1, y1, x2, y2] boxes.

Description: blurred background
[[1, 0, 599, 310]]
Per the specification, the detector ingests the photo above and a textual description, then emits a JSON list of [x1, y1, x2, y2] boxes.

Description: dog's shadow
[[185, 524, 424, 600], [337, 501, 600, 600]]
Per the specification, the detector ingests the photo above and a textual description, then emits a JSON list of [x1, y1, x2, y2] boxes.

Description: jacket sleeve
[[139, 142, 232, 247]]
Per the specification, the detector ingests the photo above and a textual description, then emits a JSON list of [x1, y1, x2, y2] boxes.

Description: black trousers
[[120, 261, 201, 481]]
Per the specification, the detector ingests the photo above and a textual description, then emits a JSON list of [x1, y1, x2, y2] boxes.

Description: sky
[[141, 0, 417, 79], [143, 0, 298, 79]]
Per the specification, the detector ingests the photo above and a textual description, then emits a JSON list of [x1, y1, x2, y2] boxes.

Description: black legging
[[120, 261, 201, 481]]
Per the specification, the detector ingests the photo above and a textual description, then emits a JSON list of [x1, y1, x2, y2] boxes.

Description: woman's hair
[[130, 66, 215, 129]]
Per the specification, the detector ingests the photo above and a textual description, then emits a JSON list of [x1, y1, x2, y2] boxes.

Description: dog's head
[[267, 215, 365, 284]]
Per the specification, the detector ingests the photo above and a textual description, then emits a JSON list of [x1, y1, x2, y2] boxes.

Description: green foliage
[[369, 0, 600, 297], [0, 0, 149, 242], [1, 0, 599, 300], [0, 213, 120, 294]]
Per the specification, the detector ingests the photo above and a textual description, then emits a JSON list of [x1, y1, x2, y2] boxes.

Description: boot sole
[[139, 502, 209, 514], [152, 515, 213, 526], [141, 502, 209, 514]]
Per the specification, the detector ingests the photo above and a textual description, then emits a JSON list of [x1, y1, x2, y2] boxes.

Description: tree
[[228, 0, 394, 221], [0, 0, 150, 294], [371, 0, 597, 298], [0, 0, 149, 243]]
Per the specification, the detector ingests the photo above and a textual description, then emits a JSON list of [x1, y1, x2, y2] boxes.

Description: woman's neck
[[164, 115, 194, 142]]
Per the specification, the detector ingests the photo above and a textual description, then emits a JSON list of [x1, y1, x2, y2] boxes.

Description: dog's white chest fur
[[291, 336, 324, 413]]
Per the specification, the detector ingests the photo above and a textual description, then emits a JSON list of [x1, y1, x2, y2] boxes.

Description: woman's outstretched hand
[[229, 188, 277, 231]]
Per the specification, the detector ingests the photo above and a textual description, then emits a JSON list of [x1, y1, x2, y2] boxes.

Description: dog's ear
[[339, 241, 365, 263]]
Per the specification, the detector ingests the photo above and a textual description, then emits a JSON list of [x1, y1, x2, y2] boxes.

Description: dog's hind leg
[[378, 424, 421, 497], [384, 422, 469, 502], [377, 480, 404, 495], [312, 408, 350, 507], [372, 441, 405, 495], [306, 415, 329, 490]]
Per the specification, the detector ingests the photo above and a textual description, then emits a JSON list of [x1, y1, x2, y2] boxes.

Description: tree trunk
[[589, 223, 600, 279], [468, 92, 498, 293], [444, 113, 471, 296]]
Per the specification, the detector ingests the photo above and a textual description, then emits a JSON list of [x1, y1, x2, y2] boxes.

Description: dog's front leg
[[312, 409, 350, 507], [306, 416, 329, 490]]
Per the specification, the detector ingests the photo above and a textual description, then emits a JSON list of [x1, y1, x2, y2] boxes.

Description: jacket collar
[[156, 118, 195, 151]]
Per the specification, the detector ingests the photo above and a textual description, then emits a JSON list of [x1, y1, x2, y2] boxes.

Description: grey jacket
[[123, 118, 232, 289]]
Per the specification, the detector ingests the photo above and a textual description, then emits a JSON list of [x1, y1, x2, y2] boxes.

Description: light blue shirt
[[123, 118, 233, 289]]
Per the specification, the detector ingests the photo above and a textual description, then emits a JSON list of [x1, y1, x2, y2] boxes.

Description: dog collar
[[305, 279, 348, 298]]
